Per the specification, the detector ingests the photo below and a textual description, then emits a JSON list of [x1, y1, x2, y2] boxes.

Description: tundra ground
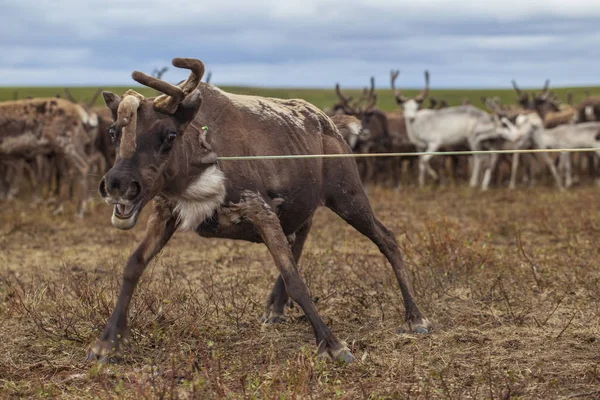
[[1, 185, 599, 399]]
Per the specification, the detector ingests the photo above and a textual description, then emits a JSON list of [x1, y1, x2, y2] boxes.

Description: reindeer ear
[[102, 92, 121, 121], [174, 89, 203, 129]]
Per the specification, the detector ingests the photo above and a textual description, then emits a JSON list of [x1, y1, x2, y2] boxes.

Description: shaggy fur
[[171, 165, 227, 231], [116, 95, 140, 159]]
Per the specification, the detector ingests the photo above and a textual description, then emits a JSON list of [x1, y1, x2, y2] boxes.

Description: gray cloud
[[2, 0, 599, 88]]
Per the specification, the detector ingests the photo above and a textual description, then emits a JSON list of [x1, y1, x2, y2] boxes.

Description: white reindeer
[[513, 113, 600, 189], [390, 70, 520, 187]]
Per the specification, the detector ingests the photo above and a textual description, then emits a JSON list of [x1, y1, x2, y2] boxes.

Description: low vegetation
[[1, 185, 599, 399]]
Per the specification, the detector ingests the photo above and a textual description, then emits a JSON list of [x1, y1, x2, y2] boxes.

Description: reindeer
[[573, 93, 600, 179], [392, 70, 520, 187], [479, 97, 539, 190], [87, 57, 431, 363], [513, 113, 600, 188], [0, 97, 98, 216], [353, 75, 418, 188], [511, 79, 577, 129], [577, 95, 600, 122]]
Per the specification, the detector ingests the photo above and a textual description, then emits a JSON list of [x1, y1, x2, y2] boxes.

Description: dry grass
[[1, 185, 600, 399]]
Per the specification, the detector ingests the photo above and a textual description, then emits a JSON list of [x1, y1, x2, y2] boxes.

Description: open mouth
[[114, 203, 136, 219], [110, 201, 142, 230]]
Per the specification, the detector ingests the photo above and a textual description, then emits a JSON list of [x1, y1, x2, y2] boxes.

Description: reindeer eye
[[108, 127, 116, 139], [166, 131, 177, 142]]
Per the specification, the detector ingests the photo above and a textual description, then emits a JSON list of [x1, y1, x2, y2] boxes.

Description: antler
[[390, 69, 407, 104], [541, 79, 550, 94], [132, 58, 205, 114], [205, 71, 212, 84], [152, 66, 169, 79], [368, 76, 375, 100], [87, 88, 102, 108], [334, 83, 357, 114], [335, 83, 353, 104], [64, 88, 77, 103], [536, 79, 552, 101], [354, 76, 376, 112], [363, 93, 377, 113], [511, 79, 522, 95], [415, 70, 430, 103]]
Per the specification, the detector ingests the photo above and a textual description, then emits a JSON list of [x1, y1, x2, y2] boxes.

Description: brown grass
[[1, 185, 600, 399]]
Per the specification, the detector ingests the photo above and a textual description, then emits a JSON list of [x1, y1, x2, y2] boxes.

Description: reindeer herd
[[328, 72, 600, 191], [1, 69, 600, 217]]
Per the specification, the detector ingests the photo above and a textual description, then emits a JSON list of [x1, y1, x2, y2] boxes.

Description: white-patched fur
[[173, 165, 227, 231], [347, 120, 362, 149], [74, 104, 99, 128], [585, 106, 596, 121]]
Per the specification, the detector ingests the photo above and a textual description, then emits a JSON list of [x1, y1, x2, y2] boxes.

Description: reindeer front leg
[[87, 202, 178, 362], [227, 191, 355, 363]]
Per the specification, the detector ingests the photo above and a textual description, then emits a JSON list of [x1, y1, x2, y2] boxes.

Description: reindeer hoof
[[86, 339, 123, 363], [260, 313, 287, 324], [317, 343, 355, 364], [397, 317, 433, 335], [333, 348, 356, 364]]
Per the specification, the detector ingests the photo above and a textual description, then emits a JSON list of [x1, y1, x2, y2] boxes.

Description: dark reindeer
[[88, 58, 431, 363]]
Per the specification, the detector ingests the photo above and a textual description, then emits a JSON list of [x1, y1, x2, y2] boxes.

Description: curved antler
[[353, 76, 376, 113], [132, 57, 205, 114], [335, 83, 353, 104], [390, 69, 407, 104], [415, 70, 430, 103], [334, 83, 357, 114], [363, 93, 377, 113]]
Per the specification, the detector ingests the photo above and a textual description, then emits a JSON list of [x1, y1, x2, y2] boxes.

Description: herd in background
[[326, 72, 600, 190], [1, 66, 600, 218]]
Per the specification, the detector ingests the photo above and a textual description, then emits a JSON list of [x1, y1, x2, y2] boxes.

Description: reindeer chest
[[168, 165, 227, 231]]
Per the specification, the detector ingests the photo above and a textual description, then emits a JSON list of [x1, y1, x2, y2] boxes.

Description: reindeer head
[[481, 96, 535, 144], [98, 58, 205, 230], [390, 69, 429, 121]]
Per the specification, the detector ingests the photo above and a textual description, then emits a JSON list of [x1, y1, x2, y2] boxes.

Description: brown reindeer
[[0, 97, 98, 216], [511, 79, 576, 129], [577, 94, 600, 123], [87, 57, 431, 363]]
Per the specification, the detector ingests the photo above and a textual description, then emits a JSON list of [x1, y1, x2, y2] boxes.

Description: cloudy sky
[[2, 0, 599, 88]]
